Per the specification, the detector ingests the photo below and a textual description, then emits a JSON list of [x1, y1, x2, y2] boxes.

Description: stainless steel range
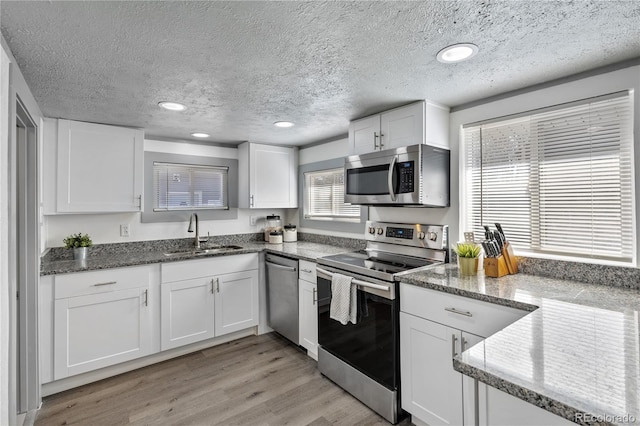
[[316, 221, 449, 424]]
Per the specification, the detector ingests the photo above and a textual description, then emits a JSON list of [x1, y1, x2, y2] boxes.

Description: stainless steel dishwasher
[[265, 253, 299, 345]]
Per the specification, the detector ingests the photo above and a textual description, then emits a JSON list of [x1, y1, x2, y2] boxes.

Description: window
[[462, 92, 634, 263], [304, 168, 360, 221], [153, 162, 228, 211]]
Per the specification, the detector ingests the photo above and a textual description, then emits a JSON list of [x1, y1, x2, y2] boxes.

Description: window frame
[[304, 167, 361, 222], [142, 151, 238, 223], [460, 91, 635, 265], [298, 158, 367, 233]]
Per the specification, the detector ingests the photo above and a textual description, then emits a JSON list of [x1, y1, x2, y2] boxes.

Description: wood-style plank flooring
[[35, 333, 396, 425]]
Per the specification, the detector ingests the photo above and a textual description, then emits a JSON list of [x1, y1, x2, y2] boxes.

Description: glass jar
[[264, 214, 282, 241]]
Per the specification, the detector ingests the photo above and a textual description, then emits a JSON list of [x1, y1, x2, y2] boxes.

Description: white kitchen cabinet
[[238, 142, 298, 208], [53, 119, 144, 213], [348, 101, 449, 155], [478, 385, 574, 426], [215, 269, 259, 336], [400, 284, 528, 426], [298, 260, 318, 360], [161, 254, 259, 350], [53, 265, 157, 380], [161, 277, 216, 351]]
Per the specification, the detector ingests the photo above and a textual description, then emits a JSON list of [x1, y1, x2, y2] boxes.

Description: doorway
[[15, 96, 39, 415]]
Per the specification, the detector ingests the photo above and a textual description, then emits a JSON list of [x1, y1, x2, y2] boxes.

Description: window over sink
[[461, 91, 634, 264], [153, 162, 228, 211]]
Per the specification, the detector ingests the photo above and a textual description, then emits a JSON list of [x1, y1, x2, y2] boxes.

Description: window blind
[[153, 162, 228, 211], [463, 93, 634, 262], [305, 168, 361, 220]]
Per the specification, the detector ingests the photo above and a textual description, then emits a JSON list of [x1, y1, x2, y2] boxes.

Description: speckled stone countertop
[[401, 264, 640, 425], [40, 235, 357, 276]]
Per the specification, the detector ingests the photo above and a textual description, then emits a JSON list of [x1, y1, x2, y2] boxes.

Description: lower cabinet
[[400, 312, 483, 426], [478, 385, 574, 426], [298, 260, 318, 359], [400, 284, 528, 426], [160, 254, 259, 351], [53, 265, 156, 380]]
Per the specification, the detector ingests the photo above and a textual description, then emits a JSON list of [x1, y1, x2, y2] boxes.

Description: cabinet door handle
[[373, 132, 379, 150], [93, 281, 117, 287], [445, 307, 473, 317], [143, 289, 148, 307], [379, 132, 384, 149], [250, 195, 254, 207], [215, 278, 220, 293], [210, 278, 215, 294], [301, 269, 313, 273], [312, 288, 317, 305], [462, 337, 468, 352], [137, 194, 142, 210], [452, 334, 458, 358]]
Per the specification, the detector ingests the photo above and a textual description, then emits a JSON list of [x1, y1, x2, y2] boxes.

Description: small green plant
[[454, 242, 480, 258], [63, 233, 93, 249]]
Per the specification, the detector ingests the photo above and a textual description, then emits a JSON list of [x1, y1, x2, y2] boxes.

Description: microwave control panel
[[397, 161, 414, 193]]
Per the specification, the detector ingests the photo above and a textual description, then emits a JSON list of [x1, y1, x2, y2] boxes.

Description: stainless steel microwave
[[344, 144, 450, 206]]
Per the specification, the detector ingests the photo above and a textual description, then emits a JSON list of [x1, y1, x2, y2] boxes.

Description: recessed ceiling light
[[436, 43, 479, 63], [158, 101, 186, 111], [191, 132, 210, 138], [273, 121, 295, 128]]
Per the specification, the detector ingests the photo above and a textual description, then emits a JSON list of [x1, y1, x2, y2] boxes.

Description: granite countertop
[[40, 239, 355, 276], [401, 264, 640, 425]]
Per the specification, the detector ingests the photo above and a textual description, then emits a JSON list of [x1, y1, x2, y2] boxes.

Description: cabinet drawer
[[298, 260, 316, 283], [161, 253, 258, 283], [400, 284, 527, 338], [54, 265, 153, 299]]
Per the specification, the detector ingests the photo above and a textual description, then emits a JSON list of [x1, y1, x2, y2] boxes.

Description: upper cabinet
[[238, 142, 298, 209], [348, 100, 449, 155], [44, 119, 144, 214]]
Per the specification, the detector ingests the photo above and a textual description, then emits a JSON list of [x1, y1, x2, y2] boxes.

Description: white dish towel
[[330, 273, 357, 325]]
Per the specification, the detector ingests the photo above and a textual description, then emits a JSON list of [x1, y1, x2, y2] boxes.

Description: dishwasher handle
[[266, 261, 297, 273]]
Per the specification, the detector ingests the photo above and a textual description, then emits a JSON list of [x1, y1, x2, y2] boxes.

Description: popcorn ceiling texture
[[2, 1, 639, 145]]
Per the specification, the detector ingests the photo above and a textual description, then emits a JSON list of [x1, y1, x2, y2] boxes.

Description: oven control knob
[[368, 226, 376, 234], [428, 232, 438, 241], [377, 228, 384, 235], [417, 231, 426, 240]]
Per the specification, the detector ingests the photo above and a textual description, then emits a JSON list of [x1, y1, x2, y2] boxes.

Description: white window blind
[[153, 162, 228, 211], [305, 168, 361, 221], [463, 93, 634, 263]]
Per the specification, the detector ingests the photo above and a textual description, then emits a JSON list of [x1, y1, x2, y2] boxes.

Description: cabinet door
[[214, 270, 259, 336], [462, 332, 485, 426], [298, 278, 318, 360], [400, 312, 463, 426], [349, 115, 381, 155], [380, 102, 425, 150], [249, 144, 297, 208], [54, 287, 152, 379], [161, 278, 215, 350], [57, 119, 143, 212]]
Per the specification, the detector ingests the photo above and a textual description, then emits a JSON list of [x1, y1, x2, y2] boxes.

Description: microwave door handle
[[388, 156, 397, 201]]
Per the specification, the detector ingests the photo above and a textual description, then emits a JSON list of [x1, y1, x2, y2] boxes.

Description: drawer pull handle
[[444, 307, 473, 317], [301, 269, 313, 273], [93, 281, 117, 287]]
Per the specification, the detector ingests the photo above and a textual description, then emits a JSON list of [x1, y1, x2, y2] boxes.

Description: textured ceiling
[[1, 1, 640, 146]]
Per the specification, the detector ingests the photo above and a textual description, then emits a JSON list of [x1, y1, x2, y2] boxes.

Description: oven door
[[344, 150, 420, 205], [316, 266, 399, 390]]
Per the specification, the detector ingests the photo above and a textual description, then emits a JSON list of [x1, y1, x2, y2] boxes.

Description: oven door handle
[[316, 267, 391, 291], [387, 155, 397, 201]]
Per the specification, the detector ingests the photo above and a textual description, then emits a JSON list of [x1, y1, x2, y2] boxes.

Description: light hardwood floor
[[35, 333, 397, 425]]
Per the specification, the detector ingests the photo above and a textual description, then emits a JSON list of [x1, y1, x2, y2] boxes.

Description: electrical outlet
[[120, 224, 130, 237], [250, 216, 258, 226]]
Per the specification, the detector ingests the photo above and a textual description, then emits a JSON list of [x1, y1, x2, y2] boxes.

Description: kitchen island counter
[[401, 264, 640, 425]]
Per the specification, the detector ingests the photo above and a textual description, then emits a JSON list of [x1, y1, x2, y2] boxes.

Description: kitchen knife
[[494, 231, 504, 250], [481, 241, 493, 257], [495, 223, 506, 240], [483, 225, 491, 241]]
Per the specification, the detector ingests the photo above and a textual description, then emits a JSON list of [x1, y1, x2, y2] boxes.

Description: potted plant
[[454, 242, 481, 276], [63, 233, 93, 260]]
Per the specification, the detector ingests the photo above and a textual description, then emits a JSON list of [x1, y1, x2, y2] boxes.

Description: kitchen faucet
[[188, 213, 201, 249]]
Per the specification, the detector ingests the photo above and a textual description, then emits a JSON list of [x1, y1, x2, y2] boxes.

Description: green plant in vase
[[63, 233, 93, 260], [454, 242, 480, 276]]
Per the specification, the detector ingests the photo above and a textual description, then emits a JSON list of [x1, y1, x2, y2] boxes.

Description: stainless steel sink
[[163, 245, 243, 257]]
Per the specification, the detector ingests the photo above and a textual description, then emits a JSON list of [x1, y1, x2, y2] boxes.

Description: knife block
[[484, 256, 509, 278]]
